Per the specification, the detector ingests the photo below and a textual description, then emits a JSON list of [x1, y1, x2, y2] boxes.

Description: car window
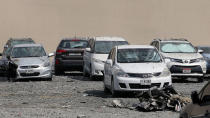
[[160, 42, 196, 53], [59, 40, 88, 49], [11, 46, 46, 58], [117, 48, 162, 63], [94, 41, 128, 54]]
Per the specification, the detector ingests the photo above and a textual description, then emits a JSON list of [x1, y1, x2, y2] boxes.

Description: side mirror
[[48, 53, 54, 57], [85, 48, 91, 52], [106, 59, 113, 66], [198, 49, 204, 53], [191, 91, 200, 104]]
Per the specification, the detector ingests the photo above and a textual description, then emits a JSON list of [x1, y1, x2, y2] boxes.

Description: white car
[[103, 45, 172, 96], [83, 37, 128, 80], [151, 39, 206, 82]]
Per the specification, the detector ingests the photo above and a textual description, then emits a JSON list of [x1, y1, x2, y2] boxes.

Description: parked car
[[150, 39, 206, 82], [54, 38, 89, 75], [103, 45, 172, 96], [7, 44, 54, 81], [83, 37, 129, 80], [180, 81, 210, 118], [196, 46, 210, 78], [3, 38, 35, 58]]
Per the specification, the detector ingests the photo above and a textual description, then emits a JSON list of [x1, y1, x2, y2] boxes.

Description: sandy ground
[[0, 73, 207, 118]]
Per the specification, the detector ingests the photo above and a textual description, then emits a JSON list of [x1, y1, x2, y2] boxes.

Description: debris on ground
[[135, 86, 191, 112], [112, 100, 124, 108], [77, 114, 86, 118]]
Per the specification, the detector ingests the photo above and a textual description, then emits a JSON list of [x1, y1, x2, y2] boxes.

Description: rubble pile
[[135, 86, 191, 112]]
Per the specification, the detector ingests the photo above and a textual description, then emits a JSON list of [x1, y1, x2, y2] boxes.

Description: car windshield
[[94, 41, 128, 54], [160, 42, 196, 53], [117, 48, 162, 63], [59, 40, 88, 49], [199, 47, 210, 53], [11, 40, 35, 46], [11, 46, 46, 58]]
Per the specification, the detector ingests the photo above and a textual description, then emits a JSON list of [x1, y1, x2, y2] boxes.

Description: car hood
[[161, 53, 203, 60], [117, 63, 166, 73], [12, 57, 48, 66]]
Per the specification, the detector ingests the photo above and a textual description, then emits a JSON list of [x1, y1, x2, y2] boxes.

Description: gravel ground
[[0, 72, 207, 118]]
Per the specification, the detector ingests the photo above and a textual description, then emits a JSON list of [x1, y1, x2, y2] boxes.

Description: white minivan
[[103, 45, 172, 96], [83, 37, 128, 80]]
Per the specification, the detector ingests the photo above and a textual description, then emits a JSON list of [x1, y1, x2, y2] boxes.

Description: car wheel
[[46, 78, 52, 81], [83, 67, 89, 77], [111, 78, 119, 97], [54, 67, 64, 75], [197, 77, 204, 83]]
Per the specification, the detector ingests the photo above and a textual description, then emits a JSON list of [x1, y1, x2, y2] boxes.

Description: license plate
[[25, 70, 34, 74], [68, 53, 81, 56], [183, 68, 191, 73], [140, 79, 151, 85]]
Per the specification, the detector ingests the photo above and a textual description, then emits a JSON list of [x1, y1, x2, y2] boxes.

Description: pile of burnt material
[[134, 86, 191, 112]]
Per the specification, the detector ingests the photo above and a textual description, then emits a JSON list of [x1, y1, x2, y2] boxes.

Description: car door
[[107, 48, 116, 87], [83, 39, 93, 73], [104, 48, 114, 86], [190, 83, 210, 117]]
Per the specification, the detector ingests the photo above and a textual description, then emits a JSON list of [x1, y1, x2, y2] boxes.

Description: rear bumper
[[55, 59, 83, 70]]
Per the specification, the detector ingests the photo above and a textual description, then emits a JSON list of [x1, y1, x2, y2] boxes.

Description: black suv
[[54, 38, 89, 75]]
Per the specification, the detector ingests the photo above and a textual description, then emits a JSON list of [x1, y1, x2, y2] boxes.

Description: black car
[[3, 38, 35, 58], [197, 46, 210, 78], [0, 54, 18, 81], [54, 38, 89, 75]]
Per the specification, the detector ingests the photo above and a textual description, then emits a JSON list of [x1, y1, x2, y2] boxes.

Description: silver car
[[9, 44, 54, 81]]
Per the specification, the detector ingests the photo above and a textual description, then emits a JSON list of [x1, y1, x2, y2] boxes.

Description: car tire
[[54, 67, 64, 75], [46, 78, 52, 81], [111, 78, 119, 97], [197, 77, 204, 83], [83, 67, 89, 77]]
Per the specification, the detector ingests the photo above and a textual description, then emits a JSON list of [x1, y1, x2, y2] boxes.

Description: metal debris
[[135, 86, 191, 112]]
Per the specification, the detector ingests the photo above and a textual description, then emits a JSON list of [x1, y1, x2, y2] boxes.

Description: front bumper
[[167, 61, 206, 77], [16, 66, 52, 79], [113, 75, 172, 91]]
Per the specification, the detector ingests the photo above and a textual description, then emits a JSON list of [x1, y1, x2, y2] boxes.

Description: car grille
[[20, 65, 39, 69], [173, 59, 183, 63], [127, 73, 152, 78], [172, 59, 198, 63], [20, 72, 40, 77], [170, 65, 203, 73], [129, 83, 161, 89]]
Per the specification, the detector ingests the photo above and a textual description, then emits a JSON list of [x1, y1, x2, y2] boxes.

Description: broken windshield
[[160, 42, 196, 53], [94, 41, 128, 54], [117, 48, 162, 63], [11, 46, 46, 58]]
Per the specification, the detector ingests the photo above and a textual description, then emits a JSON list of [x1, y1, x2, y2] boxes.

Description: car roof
[[62, 37, 89, 41], [154, 38, 190, 43], [13, 44, 43, 48], [94, 37, 126, 41], [117, 45, 155, 49]]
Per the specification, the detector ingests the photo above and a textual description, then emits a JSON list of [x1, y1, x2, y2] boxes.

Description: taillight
[[56, 49, 67, 54], [55, 59, 59, 65]]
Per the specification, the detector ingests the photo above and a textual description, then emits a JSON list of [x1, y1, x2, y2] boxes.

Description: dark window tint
[[59, 40, 88, 49]]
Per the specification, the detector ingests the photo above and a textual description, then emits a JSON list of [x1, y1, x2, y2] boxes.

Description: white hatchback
[[103, 45, 172, 96]]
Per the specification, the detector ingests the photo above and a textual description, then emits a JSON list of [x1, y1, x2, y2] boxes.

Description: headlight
[[93, 58, 104, 64], [43, 62, 50, 67], [159, 68, 171, 77], [164, 57, 173, 63], [115, 67, 129, 77], [194, 58, 205, 62]]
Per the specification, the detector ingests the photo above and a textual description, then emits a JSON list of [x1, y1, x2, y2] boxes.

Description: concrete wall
[[0, 0, 210, 52]]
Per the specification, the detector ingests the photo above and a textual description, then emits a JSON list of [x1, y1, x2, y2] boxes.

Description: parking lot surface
[[0, 72, 207, 118]]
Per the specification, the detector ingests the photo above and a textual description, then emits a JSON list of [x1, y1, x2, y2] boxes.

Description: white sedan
[[104, 45, 172, 96]]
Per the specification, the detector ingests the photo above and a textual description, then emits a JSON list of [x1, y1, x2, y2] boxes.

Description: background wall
[[0, 0, 210, 53]]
